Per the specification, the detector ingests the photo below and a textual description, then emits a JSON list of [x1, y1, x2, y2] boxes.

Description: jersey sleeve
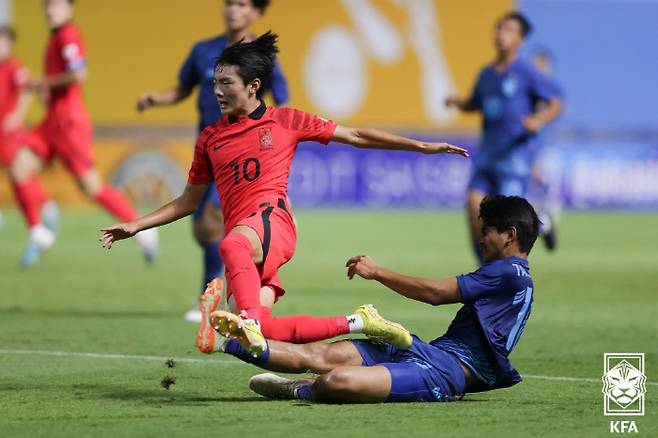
[[456, 263, 504, 303], [268, 61, 289, 106], [187, 131, 213, 185], [59, 27, 87, 72], [178, 45, 200, 89], [280, 108, 337, 144], [466, 69, 485, 110]]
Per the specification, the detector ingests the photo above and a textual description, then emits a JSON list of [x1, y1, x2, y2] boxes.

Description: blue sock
[[201, 241, 223, 293], [296, 383, 314, 401], [224, 340, 270, 365], [472, 241, 484, 265]]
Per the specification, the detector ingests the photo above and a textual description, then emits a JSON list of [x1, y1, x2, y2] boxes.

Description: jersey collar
[[227, 100, 267, 124]]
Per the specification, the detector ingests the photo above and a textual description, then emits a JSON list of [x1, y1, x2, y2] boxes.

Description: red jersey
[[45, 23, 87, 115], [188, 103, 337, 231], [0, 57, 28, 122]]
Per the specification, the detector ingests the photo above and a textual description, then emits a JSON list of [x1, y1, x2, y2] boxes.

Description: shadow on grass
[[0, 306, 178, 319], [100, 388, 267, 405]]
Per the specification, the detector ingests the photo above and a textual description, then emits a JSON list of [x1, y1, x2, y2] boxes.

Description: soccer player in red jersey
[[100, 32, 468, 355], [8, 0, 157, 268], [0, 25, 60, 262]]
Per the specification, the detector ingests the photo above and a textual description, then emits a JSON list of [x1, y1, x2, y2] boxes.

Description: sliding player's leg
[[251, 337, 470, 403]]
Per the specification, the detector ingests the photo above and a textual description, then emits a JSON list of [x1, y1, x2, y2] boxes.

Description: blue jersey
[[178, 35, 289, 132], [467, 58, 557, 177], [432, 256, 534, 391]]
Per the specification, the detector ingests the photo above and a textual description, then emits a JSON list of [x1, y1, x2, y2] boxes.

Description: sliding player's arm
[[136, 83, 194, 112], [346, 255, 462, 305], [100, 183, 208, 249], [331, 125, 468, 157]]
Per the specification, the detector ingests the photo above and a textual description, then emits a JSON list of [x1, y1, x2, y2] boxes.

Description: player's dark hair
[[215, 31, 278, 99], [501, 11, 532, 38], [479, 195, 540, 254], [250, 0, 270, 13], [0, 25, 16, 41]]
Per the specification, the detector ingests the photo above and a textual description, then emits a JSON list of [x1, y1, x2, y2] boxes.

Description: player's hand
[[346, 255, 379, 280], [445, 95, 461, 108], [99, 223, 139, 249], [420, 142, 469, 157], [522, 116, 543, 134], [137, 93, 157, 112]]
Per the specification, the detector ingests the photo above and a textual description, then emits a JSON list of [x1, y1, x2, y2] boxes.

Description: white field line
[[1, 348, 657, 386]]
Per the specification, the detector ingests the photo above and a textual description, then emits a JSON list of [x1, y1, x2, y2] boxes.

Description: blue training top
[[432, 256, 534, 391], [467, 57, 558, 177], [178, 35, 289, 132]]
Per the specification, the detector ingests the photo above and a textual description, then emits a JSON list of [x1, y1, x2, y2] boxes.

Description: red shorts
[[230, 199, 297, 301], [22, 112, 94, 177], [0, 128, 24, 167]]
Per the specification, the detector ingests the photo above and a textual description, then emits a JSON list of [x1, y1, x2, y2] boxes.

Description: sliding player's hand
[[99, 223, 138, 249], [421, 142, 469, 157], [346, 255, 379, 280]]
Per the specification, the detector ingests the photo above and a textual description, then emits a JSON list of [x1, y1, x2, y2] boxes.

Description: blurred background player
[[7, 0, 158, 268], [0, 24, 59, 260], [528, 46, 563, 251], [445, 11, 562, 264], [136, 0, 288, 323]]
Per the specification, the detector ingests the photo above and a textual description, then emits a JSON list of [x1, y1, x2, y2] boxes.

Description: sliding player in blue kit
[[136, 0, 288, 321], [210, 195, 540, 403], [446, 12, 562, 264]]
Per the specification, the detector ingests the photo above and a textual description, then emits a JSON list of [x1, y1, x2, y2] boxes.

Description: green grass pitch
[[1, 210, 656, 437]]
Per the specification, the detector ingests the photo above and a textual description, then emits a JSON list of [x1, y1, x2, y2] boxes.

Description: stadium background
[[2, 0, 657, 209]]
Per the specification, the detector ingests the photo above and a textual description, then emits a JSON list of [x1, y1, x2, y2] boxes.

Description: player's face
[[494, 18, 523, 54], [44, 0, 73, 29], [224, 0, 261, 32], [0, 35, 12, 61], [480, 225, 511, 262], [214, 64, 258, 116]]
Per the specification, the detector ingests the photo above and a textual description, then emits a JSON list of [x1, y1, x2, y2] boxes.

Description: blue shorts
[[467, 168, 529, 197], [352, 336, 467, 402], [192, 184, 221, 220]]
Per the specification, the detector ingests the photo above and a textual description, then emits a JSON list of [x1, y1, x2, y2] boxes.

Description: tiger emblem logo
[[602, 359, 646, 409]]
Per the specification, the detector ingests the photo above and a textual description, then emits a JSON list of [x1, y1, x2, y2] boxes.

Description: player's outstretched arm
[[136, 83, 194, 112], [99, 183, 208, 249], [445, 95, 479, 112], [346, 255, 462, 306], [331, 125, 468, 157]]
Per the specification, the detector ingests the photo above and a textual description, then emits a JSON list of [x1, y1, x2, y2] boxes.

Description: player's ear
[[505, 226, 517, 247], [249, 78, 261, 97]]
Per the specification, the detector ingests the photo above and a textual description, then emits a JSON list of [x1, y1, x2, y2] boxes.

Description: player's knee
[[316, 368, 356, 395], [219, 233, 251, 263]]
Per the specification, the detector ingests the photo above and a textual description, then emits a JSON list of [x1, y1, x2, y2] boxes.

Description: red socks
[[12, 178, 48, 227], [221, 232, 350, 343], [220, 233, 262, 319], [94, 185, 138, 222], [258, 307, 350, 343]]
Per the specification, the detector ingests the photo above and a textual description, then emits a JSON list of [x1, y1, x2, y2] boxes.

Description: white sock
[[346, 314, 364, 333]]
